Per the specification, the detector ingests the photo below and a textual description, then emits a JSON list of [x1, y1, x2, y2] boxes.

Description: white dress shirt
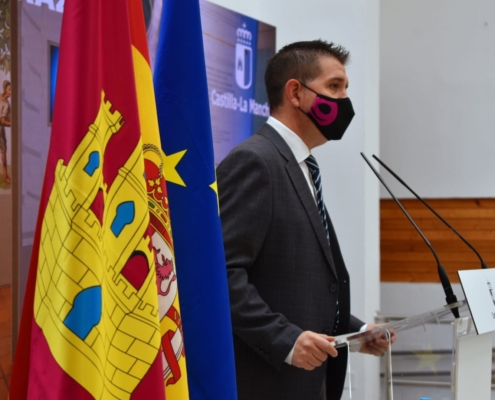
[[266, 117, 317, 202]]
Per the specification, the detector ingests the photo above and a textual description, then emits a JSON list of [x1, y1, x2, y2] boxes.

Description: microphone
[[361, 153, 460, 319], [372, 154, 489, 270]]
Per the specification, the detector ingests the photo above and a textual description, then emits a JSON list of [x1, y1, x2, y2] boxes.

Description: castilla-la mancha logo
[[235, 23, 253, 90]]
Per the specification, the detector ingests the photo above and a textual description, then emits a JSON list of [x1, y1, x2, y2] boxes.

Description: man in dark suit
[[217, 40, 391, 400]]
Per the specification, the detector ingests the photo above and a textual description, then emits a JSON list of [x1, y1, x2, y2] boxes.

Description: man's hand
[[359, 323, 396, 356], [291, 331, 338, 370]]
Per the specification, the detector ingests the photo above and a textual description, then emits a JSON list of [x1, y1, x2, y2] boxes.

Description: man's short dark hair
[[264, 40, 350, 111]]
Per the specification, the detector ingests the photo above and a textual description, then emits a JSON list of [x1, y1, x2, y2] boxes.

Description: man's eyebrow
[[329, 77, 349, 88]]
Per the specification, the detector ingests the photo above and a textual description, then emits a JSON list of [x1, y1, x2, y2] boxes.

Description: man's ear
[[284, 79, 304, 109]]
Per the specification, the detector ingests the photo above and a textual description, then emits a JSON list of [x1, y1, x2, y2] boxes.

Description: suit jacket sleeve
[[350, 314, 365, 332], [217, 147, 303, 370]]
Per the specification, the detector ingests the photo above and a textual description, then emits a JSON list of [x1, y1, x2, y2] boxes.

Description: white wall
[[380, 0, 495, 199], [209, 0, 381, 398]]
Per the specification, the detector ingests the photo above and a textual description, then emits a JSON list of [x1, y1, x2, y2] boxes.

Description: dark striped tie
[[305, 155, 329, 242], [305, 155, 339, 333]]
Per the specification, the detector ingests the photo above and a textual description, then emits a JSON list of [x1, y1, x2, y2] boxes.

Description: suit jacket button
[[330, 284, 337, 292]]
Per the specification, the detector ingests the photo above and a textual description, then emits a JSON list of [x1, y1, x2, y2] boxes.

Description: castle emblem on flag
[[33, 91, 162, 399]]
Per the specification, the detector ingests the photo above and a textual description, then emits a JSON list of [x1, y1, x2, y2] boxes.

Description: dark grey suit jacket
[[217, 123, 364, 400]]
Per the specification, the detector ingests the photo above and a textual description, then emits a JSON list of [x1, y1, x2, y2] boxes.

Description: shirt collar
[[266, 116, 311, 164]]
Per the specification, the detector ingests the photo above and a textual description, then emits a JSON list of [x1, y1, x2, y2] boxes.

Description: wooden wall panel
[[380, 199, 495, 283]]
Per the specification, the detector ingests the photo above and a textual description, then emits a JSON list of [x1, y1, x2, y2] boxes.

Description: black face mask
[[299, 83, 355, 141]]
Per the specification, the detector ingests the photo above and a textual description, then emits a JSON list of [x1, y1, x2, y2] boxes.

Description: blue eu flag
[[154, 0, 237, 399]]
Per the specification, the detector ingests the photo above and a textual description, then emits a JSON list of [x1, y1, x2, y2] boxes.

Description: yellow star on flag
[[163, 149, 187, 187], [210, 178, 219, 215]]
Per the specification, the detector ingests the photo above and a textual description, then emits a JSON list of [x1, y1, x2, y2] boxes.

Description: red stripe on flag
[[128, 0, 151, 65], [132, 353, 167, 399], [26, 324, 93, 399]]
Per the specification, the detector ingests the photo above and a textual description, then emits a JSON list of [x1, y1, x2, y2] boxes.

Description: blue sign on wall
[[200, 0, 275, 164]]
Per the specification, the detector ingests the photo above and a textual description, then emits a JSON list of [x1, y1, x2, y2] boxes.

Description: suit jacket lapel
[[258, 124, 338, 280]]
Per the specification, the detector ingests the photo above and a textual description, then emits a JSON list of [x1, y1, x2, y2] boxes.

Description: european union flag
[[154, 0, 238, 399]]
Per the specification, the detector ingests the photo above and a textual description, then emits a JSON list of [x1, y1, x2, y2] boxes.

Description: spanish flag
[[10, 0, 185, 398], [129, 0, 189, 397]]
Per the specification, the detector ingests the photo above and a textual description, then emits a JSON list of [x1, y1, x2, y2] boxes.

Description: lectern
[[335, 300, 493, 399]]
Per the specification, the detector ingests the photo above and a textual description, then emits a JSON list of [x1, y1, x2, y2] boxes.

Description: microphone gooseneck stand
[[361, 152, 459, 319]]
